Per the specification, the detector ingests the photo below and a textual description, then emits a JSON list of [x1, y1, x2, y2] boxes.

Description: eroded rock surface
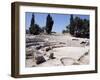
[[25, 34, 89, 67]]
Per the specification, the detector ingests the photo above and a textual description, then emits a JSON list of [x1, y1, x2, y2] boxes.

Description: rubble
[[25, 34, 89, 67]]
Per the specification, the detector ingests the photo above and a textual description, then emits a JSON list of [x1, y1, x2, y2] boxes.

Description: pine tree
[[46, 14, 54, 34], [29, 13, 42, 35], [29, 13, 35, 34], [70, 14, 74, 35]]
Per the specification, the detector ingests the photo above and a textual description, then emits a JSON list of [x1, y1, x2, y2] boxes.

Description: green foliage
[[62, 14, 89, 38], [62, 26, 69, 33], [69, 15, 89, 38], [70, 14, 74, 35], [30, 13, 35, 27], [62, 30, 66, 33], [29, 13, 42, 35], [41, 26, 46, 33], [46, 14, 54, 34], [29, 24, 42, 35]]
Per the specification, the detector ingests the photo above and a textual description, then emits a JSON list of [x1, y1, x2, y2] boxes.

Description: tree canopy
[[63, 14, 89, 38], [29, 13, 42, 35], [45, 14, 54, 34], [29, 13, 54, 35]]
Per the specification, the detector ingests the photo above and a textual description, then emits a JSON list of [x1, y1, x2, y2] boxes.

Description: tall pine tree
[[70, 14, 74, 35], [29, 13, 41, 35], [46, 14, 54, 34], [29, 13, 35, 34]]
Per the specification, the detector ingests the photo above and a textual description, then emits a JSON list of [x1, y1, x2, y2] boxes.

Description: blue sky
[[25, 12, 89, 32]]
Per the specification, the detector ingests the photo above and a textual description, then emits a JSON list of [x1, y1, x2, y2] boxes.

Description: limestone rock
[[35, 56, 46, 64]]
